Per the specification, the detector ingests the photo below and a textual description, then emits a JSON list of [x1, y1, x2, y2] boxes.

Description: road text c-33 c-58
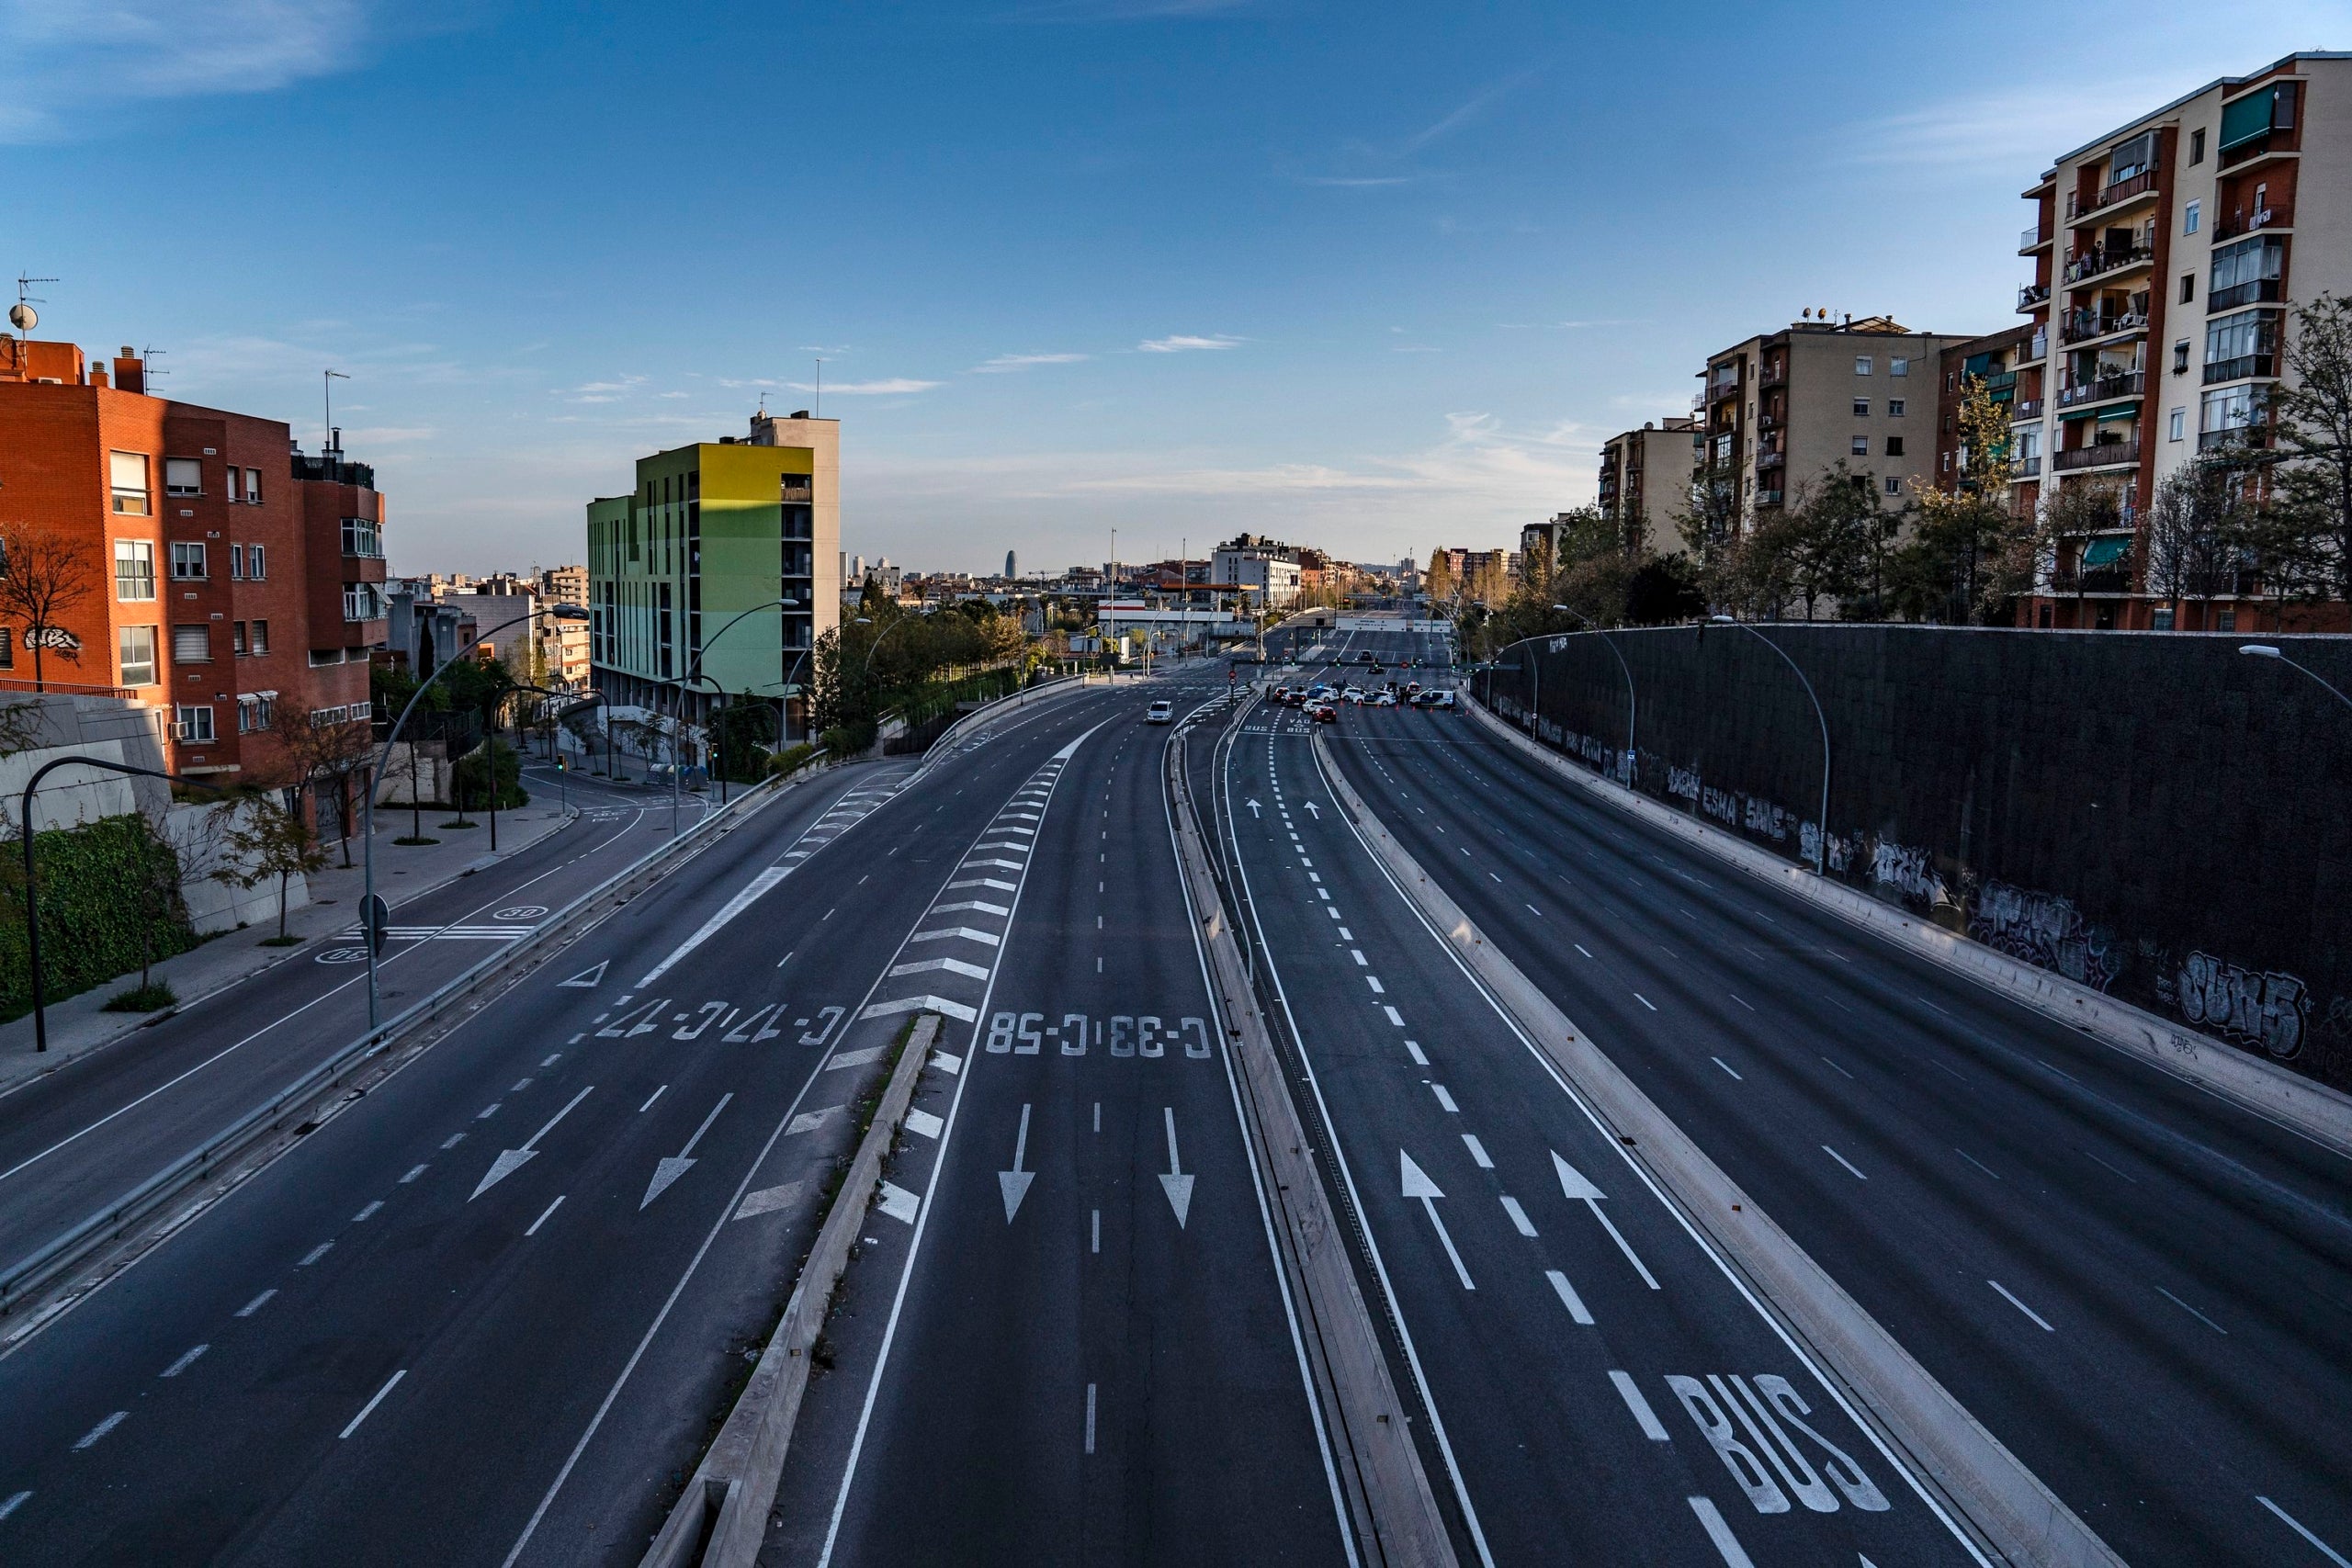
[[984, 1010, 1214, 1058]]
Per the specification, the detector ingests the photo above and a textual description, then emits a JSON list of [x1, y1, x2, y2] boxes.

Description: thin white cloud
[[1296, 175, 1424, 188], [1137, 333, 1241, 354], [782, 378, 942, 395], [1398, 67, 1543, 156], [973, 352, 1091, 373], [0, 0, 371, 142]]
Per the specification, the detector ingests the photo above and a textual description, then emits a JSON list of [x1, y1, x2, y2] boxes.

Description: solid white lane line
[[526, 1196, 565, 1236], [1822, 1145, 1869, 1181], [2258, 1495, 2352, 1567], [1499, 1196, 1537, 1236], [1430, 1085, 1458, 1112], [1609, 1370, 1669, 1439], [72, 1412, 128, 1450], [159, 1344, 208, 1379], [1462, 1134, 1493, 1168], [1711, 1056, 1742, 1080], [2081, 1146, 2139, 1184], [1546, 1269, 1594, 1325], [639, 1085, 667, 1113], [339, 1370, 406, 1438], [233, 1289, 276, 1318], [1688, 1496, 1758, 1568], [1988, 1279, 2056, 1332], [2156, 1286, 2229, 1336]]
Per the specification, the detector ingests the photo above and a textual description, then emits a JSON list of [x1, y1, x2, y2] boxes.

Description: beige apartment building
[[1698, 316, 1975, 538], [2014, 51, 2352, 630], [1595, 418, 1701, 556]]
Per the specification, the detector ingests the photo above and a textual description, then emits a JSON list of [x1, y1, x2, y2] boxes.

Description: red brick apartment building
[[0, 334, 388, 793]]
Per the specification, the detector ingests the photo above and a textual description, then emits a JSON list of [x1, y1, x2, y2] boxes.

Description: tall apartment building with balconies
[[1697, 316, 1976, 537], [1934, 324, 2043, 490], [1596, 418, 1701, 556], [2015, 51, 2352, 629]]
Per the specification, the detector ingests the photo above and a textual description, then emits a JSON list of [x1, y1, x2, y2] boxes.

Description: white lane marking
[[1546, 1269, 1594, 1325], [1988, 1279, 2056, 1332], [910, 927, 1002, 947], [1688, 1495, 1757, 1568], [1822, 1145, 1869, 1181], [828, 1046, 887, 1071], [1634, 993, 1657, 1011], [734, 1181, 805, 1221], [339, 1370, 406, 1439], [1401, 1150, 1474, 1291], [1955, 1147, 2001, 1180], [1366, 976, 1385, 994], [469, 1084, 595, 1201], [1084, 1382, 1098, 1454], [905, 1109, 944, 1139], [526, 1195, 565, 1235], [639, 1085, 667, 1113], [511, 1078, 533, 1093], [888, 956, 991, 981], [2081, 1146, 2139, 1184], [299, 1242, 334, 1267], [542, 1054, 562, 1067], [933, 899, 1012, 916], [233, 1289, 277, 1318], [1555, 1153, 1658, 1289], [637, 866, 790, 987], [1404, 1041, 1429, 1066], [1350, 949, 1367, 965], [2259, 1495, 2352, 1567], [440, 1134, 467, 1150], [861, 994, 979, 1023], [353, 1201, 384, 1222], [1383, 1006, 1405, 1026], [1727, 992, 1755, 1012], [72, 1412, 128, 1450], [930, 1050, 964, 1076], [876, 1181, 920, 1224], [477, 1103, 503, 1120], [1609, 1370, 1668, 1438], [2156, 1286, 2229, 1335], [946, 877, 1018, 892], [1574, 943, 1593, 958], [1461, 1134, 1492, 1168], [159, 1344, 209, 1379], [1498, 1195, 1537, 1235], [1711, 1056, 1742, 1080], [0, 1492, 27, 1521], [1091, 1209, 1101, 1254], [1822, 1055, 1856, 1079], [1430, 1085, 1458, 1113]]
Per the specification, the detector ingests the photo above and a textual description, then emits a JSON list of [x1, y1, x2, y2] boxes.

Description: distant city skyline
[[6, 0, 2342, 573]]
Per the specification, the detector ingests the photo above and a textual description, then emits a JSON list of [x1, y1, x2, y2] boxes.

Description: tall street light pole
[[1711, 615, 1831, 874], [670, 597, 796, 835], [2240, 642, 2352, 713]]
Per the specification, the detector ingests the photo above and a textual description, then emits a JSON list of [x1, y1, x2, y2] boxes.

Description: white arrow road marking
[[888, 956, 991, 981], [1000, 1103, 1036, 1223], [876, 1180, 920, 1224], [909, 927, 1002, 947], [470, 1086, 594, 1201], [1553, 1151, 1659, 1289], [1303, 800, 1321, 819], [1402, 1149, 1473, 1290], [559, 960, 607, 987], [1246, 798, 1262, 818], [1159, 1108, 1193, 1227], [641, 1092, 733, 1209]]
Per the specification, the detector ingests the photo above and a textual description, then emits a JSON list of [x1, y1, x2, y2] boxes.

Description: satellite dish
[[7, 302, 34, 333]]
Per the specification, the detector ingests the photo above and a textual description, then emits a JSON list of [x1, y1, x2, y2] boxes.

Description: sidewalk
[[0, 802, 576, 1097]]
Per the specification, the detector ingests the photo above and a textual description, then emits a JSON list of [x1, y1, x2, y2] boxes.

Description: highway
[[1286, 616, 2352, 1568]]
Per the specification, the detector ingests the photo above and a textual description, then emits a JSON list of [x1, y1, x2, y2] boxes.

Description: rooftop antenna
[[141, 344, 168, 381], [11, 275, 58, 334], [814, 357, 822, 419], [323, 368, 349, 456]]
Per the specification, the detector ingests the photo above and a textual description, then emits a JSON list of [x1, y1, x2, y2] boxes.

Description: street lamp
[[666, 598, 798, 835], [364, 604, 588, 1031], [1711, 615, 1831, 874], [19, 756, 220, 1053], [2240, 642, 2352, 713]]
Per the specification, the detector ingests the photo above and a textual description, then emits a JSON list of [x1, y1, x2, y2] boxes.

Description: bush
[[820, 720, 876, 757], [450, 738, 528, 810], [103, 981, 178, 1012], [768, 742, 820, 778], [0, 814, 198, 1022]]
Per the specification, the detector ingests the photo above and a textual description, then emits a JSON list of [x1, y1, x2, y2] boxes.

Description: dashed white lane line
[[1609, 1370, 1670, 1439], [1574, 943, 1593, 958], [298, 1242, 334, 1267], [2258, 1495, 2352, 1567], [233, 1289, 277, 1318], [0, 1491, 28, 1521], [340, 1370, 406, 1439], [1498, 1196, 1537, 1236], [1822, 1145, 1869, 1181], [1382, 1005, 1405, 1026], [1988, 1279, 2056, 1332], [1727, 992, 1755, 1013], [159, 1344, 208, 1379], [542, 1054, 562, 1067], [1689, 1495, 1758, 1568], [1462, 1134, 1493, 1168], [526, 1196, 565, 1236], [1083, 1382, 1098, 1455], [353, 1201, 384, 1223], [639, 1085, 667, 1113], [1430, 1085, 1458, 1113], [1821, 1055, 1856, 1080], [1634, 993, 1657, 1012], [1547, 1270, 1594, 1325], [440, 1133, 467, 1150], [1366, 976, 1385, 994], [400, 1164, 428, 1184], [71, 1412, 128, 1450], [477, 1102, 503, 1121], [1711, 1057, 1742, 1080], [1404, 1040, 1429, 1066], [2156, 1286, 2230, 1336]]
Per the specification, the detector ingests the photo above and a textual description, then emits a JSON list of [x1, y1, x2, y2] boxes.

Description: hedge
[[0, 814, 199, 1022]]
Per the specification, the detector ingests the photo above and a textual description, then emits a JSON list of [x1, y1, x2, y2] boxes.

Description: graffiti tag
[[2178, 951, 2309, 1059]]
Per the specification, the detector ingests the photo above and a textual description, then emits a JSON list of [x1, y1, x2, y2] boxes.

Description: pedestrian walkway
[[0, 804, 575, 1096]]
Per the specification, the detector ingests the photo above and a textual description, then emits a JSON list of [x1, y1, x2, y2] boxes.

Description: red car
[[1309, 703, 1339, 724]]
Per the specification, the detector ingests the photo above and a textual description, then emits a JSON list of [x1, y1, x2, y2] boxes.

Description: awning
[[2096, 402, 2141, 422], [2081, 536, 2131, 568]]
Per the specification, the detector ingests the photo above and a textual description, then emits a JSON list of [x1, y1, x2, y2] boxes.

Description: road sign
[[363, 893, 390, 956]]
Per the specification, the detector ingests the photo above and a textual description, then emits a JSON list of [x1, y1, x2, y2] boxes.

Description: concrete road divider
[[1313, 728, 2123, 1568], [637, 1014, 939, 1568]]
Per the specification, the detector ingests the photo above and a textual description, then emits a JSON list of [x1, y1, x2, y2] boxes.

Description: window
[[1890, 356, 1910, 377], [114, 540, 157, 601], [309, 648, 344, 668], [2185, 199, 2201, 235], [2152, 607, 2176, 631], [164, 457, 202, 497], [236, 694, 275, 733], [243, 468, 263, 503], [2210, 236, 2285, 310], [1887, 399, 1905, 417], [232, 620, 248, 655], [247, 544, 266, 580], [170, 541, 206, 580], [249, 619, 270, 655], [109, 452, 150, 514], [2191, 127, 2207, 164], [1853, 398, 1871, 417], [343, 582, 385, 622], [172, 625, 210, 663], [225, 468, 243, 503], [2181, 274, 2196, 304], [2205, 310, 2278, 377], [119, 626, 158, 686], [2202, 383, 2267, 437], [2175, 339, 2192, 375], [2219, 607, 2236, 632], [2109, 130, 2155, 183], [229, 544, 244, 580], [2170, 408, 2187, 442], [175, 705, 214, 743], [340, 516, 381, 557], [1855, 356, 1873, 376], [0, 630, 12, 670], [1885, 436, 1905, 457], [1884, 477, 1902, 495], [1850, 436, 1870, 457]]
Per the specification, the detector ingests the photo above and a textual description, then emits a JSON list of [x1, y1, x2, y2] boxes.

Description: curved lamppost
[[1491, 606, 1638, 788], [19, 756, 220, 1053], [665, 598, 797, 834], [1710, 615, 1831, 874], [2240, 642, 2352, 713], [363, 604, 587, 1030]]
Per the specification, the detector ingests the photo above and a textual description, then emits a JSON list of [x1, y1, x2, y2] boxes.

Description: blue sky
[[6, 0, 2347, 576]]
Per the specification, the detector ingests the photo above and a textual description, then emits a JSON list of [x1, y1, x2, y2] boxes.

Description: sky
[[6, 0, 2349, 577]]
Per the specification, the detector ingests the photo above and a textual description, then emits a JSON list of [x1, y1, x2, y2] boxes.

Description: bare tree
[[265, 706, 375, 867], [2263, 292, 2352, 606], [0, 523, 98, 692], [2144, 459, 2252, 625]]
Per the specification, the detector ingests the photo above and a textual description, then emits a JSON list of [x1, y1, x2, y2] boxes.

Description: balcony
[[2011, 454, 2043, 476], [2063, 244, 2154, 287], [2210, 277, 2284, 311], [2017, 329, 2049, 365], [2012, 398, 2044, 420], [2067, 168, 2157, 220], [1758, 411, 1781, 432], [2199, 424, 2273, 455], [2020, 224, 2050, 253], [2058, 369, 2145, 408], [2204, 352, 2278, 385], [2215, 202, 2291, 242], [1757, 448, 1786, 471], [1758, 363, 1788, 391], [2052, 439, 2141, 472], [1755, 489, 1785, 509], [2061, 308, 2148, 345], [2018, 283, 2052, 312]]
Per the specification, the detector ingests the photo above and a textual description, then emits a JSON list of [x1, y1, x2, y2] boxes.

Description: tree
[[0, 522, 98, 692], [2143, 459, 2253, 624], [1899, 374, 2029, 624], [266, 706, 375, 867], [1623, 555, 1706, 624], [2035, 479, 2129, 619], [213, 792, 329, 942], [2259, 291, 2352, 606], [1674, 452, 1743, 607]]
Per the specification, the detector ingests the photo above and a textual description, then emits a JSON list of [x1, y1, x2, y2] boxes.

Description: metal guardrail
[[0, 767, 804, 1315]]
